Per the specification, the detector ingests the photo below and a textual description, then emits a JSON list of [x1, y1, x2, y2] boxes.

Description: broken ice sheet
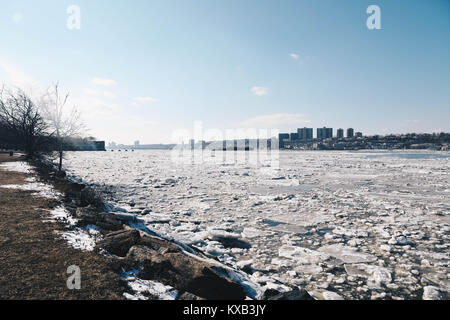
[[62, 150, 450, 299]]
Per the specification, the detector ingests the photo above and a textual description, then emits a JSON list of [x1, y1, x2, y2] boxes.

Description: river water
[[64, 149, 450, 299]]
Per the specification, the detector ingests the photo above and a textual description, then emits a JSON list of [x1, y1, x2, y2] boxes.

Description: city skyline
[[1, 0, 449, 144]]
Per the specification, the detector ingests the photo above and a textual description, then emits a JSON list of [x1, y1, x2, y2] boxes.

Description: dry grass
[[0, 154, 128, 300]]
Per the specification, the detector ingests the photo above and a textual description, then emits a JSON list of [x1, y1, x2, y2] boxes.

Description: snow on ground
[[121, 269, 178, 300], [0, 161, 61, 199], [44, 206, 78, 226], [0, 161, 100, 252], [57, 225, 101, 252], [0, 161, 34, 174], [63, 150, 450, 299], [0, 181, 61, 199]]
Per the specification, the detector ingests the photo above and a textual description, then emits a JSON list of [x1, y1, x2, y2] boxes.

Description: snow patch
[[121, 269, 178, 300]]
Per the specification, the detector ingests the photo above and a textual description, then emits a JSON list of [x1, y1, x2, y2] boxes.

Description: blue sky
[[0, 0, 449, 144]]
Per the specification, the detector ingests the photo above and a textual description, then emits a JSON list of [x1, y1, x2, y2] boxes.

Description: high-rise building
[[289, 133, 299, 141], [317, 128, 322, 139], [317, 127, 333, 139], [278, 133, 290, 148], [337, 128, 344, 139], [356, 132, 363, 138], [298, 127, 313, 140], [347, 128, 354, 138]]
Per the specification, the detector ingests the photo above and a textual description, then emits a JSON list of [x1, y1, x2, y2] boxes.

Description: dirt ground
[[0, 154, 128, 299]]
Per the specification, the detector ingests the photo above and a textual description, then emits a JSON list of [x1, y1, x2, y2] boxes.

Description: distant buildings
[[278, 126, 364, 148], [278, 133, 290, 148], [94, 141, 106, 151], [282, 132, 449, 151], [108, 141, 117, 149], [347, 128, 354, 138], [298, 127, 313, 140], [317, 127, 333, 139], [67, 138, 106, 151]]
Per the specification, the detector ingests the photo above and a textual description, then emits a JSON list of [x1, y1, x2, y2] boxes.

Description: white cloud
[[251, 86, 268, 96], [84, 88, 116, 99], [91, 77, 117, 86], [135, 96, 158, 103], [289, 53, 299, 60], [239, 113, 310, 128], [12, 12, 23, 24]]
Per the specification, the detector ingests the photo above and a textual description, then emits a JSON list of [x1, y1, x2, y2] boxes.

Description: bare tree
[[0, 86, 49, 158], [40, 83, 85, 172]]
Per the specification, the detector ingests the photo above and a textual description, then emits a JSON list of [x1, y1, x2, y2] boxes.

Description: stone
[[138, 234, 181, 254], [267, 288, 314, 300], [261, 288, 281, 300], [125, 245, 246, 300], [76, 208, 123, 231], [97, 229, 141, 256]]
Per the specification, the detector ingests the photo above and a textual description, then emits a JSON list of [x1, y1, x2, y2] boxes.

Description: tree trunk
[[58, 143, 63, 172]]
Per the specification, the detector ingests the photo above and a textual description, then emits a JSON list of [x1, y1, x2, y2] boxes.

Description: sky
[[0, 0, 449, 144]]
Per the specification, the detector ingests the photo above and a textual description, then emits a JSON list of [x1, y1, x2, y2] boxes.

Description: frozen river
[[64, 150, 450, 300]]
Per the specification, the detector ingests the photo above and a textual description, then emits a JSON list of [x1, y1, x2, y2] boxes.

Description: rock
[[76, 208, 123, 231], [422, 286, 442, 300], [138, 234, 181, 254], [56, 170, 67, 178], [114, 212, 138, 223], [97, 229, 141, 256], [185, 266, 246, 300], [261, 288, 281, 300], [267, 288, 314, 300], [125, 245, 246, 300]]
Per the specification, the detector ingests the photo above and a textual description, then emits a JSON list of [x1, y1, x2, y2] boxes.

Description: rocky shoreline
[[24, 156, 312, 300]]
